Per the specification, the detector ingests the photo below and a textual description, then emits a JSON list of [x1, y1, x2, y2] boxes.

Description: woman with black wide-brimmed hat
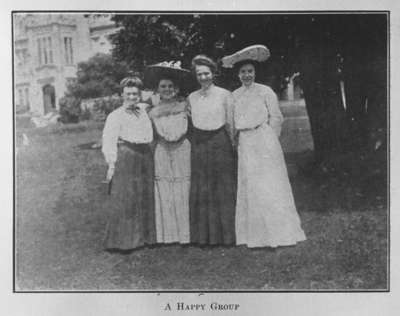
[[144, 61, 194, 244]]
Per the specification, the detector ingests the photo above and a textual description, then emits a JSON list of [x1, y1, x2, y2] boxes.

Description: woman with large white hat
[[222, 45, 306, 248], [145, 61, 193, 244]]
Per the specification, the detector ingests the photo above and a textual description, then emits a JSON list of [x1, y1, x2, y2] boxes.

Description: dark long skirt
[[103, 142, 156, 250], [189, 126, 237, 245]]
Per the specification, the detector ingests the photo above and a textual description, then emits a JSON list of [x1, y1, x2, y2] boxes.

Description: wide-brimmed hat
[[144, 61, 195, 93], [222, 45, 270, 68]]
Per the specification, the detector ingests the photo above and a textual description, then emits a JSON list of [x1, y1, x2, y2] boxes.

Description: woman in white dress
[[145, 62, 192, 244], [223, 45, 306, 248]]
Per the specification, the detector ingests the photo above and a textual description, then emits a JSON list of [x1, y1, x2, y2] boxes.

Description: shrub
[[92, 95, 123, 120], [79, 107, 92, 121], [58, 96, 82, 123], [66, 53, 130, 100]]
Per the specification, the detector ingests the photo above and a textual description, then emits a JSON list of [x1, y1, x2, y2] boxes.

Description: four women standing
[[102, 46, 306, 251]]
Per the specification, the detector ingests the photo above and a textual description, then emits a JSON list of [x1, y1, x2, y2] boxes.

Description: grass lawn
[[15, 121, 388, 291]]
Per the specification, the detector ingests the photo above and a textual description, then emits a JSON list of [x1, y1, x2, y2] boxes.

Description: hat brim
[[222, 44, 270, 68], [144, 66, 196, 93]]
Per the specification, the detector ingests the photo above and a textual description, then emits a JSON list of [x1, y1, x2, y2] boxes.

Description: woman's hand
[[106, 164, 115, 182]]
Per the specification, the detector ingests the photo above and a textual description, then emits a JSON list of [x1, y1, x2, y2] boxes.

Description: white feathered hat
[[222, 44, 270, 68]]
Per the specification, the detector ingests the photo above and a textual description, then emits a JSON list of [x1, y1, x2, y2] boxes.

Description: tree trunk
[[298, 34, 348, 163]]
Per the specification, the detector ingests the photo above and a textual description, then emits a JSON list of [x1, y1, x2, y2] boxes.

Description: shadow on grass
[[15, 125, 388, 291]]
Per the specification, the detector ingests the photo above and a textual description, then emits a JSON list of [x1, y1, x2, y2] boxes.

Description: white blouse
[[153, 112, 188, 142], [233, 83, 283, 136], [188, 84, 234, 132], [102, 103, 153, 165]]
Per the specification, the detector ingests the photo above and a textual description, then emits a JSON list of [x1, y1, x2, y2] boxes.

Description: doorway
[[42, 84, 55, 114]]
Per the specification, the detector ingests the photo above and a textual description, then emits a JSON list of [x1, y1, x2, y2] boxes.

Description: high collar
[[122, 102, 141, 115], [150, 99, 185, 119], [122, 102, 140, 109], [242, 82, 256, 90], [159, 97, 177, 105], [199, 83, 215, 97]]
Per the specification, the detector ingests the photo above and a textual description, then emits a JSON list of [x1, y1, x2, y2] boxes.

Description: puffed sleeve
[[102, 111, 120, 165], [185, 96, 194, 142], [265, 87, 284, 137], [144, 102, 154, 114], [224, 91, 236, 144], [186, 95, 192, 117], [138, 102, 152, 113], [142, 91, 159, 107]]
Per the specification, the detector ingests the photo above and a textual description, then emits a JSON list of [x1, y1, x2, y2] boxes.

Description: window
[[16, 87, 29, 109], [64, 37, 74, 65], [16, 49, 27, 66], [18, 89, 23, 106], [24, 87, 30, 109], [37, 36, 54, 66]]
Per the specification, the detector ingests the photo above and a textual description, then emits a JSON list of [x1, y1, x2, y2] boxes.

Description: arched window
[[42, 84, 55, 113]]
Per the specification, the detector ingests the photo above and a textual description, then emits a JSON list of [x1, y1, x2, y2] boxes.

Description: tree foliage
[[59, 53, 129, 123], [66, 53, 130, 99], [111, 15, 290, 90], [110, 14, 387, 162]]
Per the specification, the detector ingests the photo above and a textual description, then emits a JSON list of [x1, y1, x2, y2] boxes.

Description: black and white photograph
[[12, 10, 390, 293], [4, 0, 399, 313]]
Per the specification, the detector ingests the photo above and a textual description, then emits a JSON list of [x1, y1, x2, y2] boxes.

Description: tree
[[111, 15, 291, 92], [111, 15, 196, 71], [59, 53, 130, 123], [66, 53, 130, 99], [295, 14, 387, 161], [111, 14, 387, 163]]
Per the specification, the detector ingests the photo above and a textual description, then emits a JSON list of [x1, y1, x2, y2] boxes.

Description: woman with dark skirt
[[188, 55, 237, 246], [101, 77, 156, 251]]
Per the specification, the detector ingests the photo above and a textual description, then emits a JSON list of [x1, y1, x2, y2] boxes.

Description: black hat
[[144, 61, 196, 93]]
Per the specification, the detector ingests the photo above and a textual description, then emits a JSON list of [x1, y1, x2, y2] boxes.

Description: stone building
[[13, 13, 118, 115]]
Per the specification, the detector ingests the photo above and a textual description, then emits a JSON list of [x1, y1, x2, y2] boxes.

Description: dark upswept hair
[[156, 75, 181, 97], [191, 54, 218, 74], [120, 76, 144, 91], [157, 75, 178, 88], [233, 59, 261, 73]]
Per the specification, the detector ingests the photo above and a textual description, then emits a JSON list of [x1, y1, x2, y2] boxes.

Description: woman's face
[[195, 65, 213, 88], [122, 86, 141, 106], [238, 63, 256, 87], [158, 79, 177, 101]]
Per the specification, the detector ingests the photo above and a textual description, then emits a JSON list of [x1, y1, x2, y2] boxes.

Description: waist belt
[[157, 134, 187, 145], [239, 121, 266, 132], [119, 139, 151, 153], [190, 125, 226, 143]]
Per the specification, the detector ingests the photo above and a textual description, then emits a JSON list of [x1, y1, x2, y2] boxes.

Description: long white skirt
[[154, 139, 191, 244], [236, 123, 306, 248]]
